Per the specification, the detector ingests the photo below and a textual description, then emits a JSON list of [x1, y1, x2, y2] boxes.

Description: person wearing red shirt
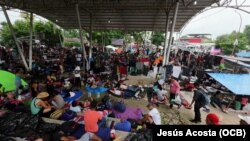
[[168, 77, 181, 108], [82, 100, 102, 141]]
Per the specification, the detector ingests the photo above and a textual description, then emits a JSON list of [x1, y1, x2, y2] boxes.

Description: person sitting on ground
[[206, 113, 220, 125], [241, 96, 249, 110], [70, 100, 81, 113], [50, 91, 65, 109], [151, 86, 168, 106], [145, 103, 161, 125], [210, 91, 226, 112], [82, 100, 102, 141], [30, 92, 54, 117]]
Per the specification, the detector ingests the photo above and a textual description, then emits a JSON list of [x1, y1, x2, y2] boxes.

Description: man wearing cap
[[206, 113, 220, 125], [238, 115, 250, 125], [30, 92, 53, 116]]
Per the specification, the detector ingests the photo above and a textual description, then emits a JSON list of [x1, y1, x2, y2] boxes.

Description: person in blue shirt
[[14, 69, 22, 98]]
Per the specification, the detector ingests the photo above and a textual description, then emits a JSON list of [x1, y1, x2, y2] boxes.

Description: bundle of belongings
[[0, 111, 112, 141], [109, 83, 145, 99]]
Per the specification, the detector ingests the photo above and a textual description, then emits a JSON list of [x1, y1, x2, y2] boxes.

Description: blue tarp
[[236, 52, 250, 58], [208, 73, 250, 95]]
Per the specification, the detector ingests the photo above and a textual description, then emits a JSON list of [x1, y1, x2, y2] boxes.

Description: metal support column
[[2, 6, 29, 71], [166, 0, 179, 64], [89, 13, 93, 59], [162, 12, 170, 66], [29, 12, 33, 70], [162, 11, 170, 80], [75, 3, 87, 70]]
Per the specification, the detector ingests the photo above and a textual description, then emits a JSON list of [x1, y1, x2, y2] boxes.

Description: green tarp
[[0, 70, 28, 92]]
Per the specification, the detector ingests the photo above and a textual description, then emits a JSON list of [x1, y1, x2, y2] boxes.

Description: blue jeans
[[98, 117, 106, 128]]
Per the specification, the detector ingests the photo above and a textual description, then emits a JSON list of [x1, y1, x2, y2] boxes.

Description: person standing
[[74, 66, 81, 88], [169, 77, 180, 108], [189, 83, 209, 123]]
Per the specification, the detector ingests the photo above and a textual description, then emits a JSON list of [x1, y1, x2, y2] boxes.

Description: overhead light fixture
[[194, 0, 197, 5]]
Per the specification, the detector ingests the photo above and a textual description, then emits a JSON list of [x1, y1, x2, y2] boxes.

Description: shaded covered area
[[208, 73, 250, 95], [0, 0, 218, 31]]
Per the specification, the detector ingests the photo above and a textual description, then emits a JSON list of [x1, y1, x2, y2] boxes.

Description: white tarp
[[173, 66, 181, 78]]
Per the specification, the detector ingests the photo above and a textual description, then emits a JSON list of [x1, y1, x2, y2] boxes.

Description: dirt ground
[[121, 75, 244, 125]]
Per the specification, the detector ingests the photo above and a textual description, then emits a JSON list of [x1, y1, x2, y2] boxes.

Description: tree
[[34, 21, 63, 47], [0, 19, 63, 48], [243, 25, 250, 45], [216, 31, 248, 54], [0, 20, 30, 47], [152, 31, 165, 46]]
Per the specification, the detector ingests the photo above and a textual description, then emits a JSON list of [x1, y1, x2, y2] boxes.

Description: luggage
[[59, 121, 80, 135], [60, 109, 76, 121], [50, 109, 64, 119], [113, 101, 126, 113]]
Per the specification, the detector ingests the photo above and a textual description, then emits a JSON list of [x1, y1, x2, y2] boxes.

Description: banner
[[153, 125, 250, 140]]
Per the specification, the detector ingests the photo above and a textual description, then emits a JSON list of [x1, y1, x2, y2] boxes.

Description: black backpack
[[196, 89, 209, 106]]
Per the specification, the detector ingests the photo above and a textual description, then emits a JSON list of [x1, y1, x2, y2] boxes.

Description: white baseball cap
[[238, 115, 250, 124]]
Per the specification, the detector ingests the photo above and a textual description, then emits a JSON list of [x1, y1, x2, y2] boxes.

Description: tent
[[105, 45, 117, 51], [208, 73, 250, 95], [236, 52, 250, 58], [0, 70, 28, 92]]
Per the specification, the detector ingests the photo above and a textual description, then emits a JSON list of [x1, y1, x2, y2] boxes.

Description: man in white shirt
[[74, 66, 81, 88], [147, 103, 161, 125]]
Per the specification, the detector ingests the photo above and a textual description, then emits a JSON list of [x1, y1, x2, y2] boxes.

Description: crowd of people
[[1, 44, 250, 141]]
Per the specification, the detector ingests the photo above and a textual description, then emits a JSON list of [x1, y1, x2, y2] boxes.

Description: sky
[[0, 0, 250, 40]]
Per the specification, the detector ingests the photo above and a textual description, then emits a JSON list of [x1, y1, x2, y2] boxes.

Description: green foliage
[[101, 30, 124, 45], [0, 19, 63, 48], [215, 31, 248, 54], [64, 29, 79, 38], [63, 41, 81, 47], [152, 32, 165, 46], [243, 25, 250, 45], [34, 21, 63, 47]]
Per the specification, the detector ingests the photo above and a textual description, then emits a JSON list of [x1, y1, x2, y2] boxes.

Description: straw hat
[[37, 92, 49, 99]]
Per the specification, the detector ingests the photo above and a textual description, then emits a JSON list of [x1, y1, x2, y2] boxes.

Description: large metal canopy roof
[[0, 0, 219, 31]]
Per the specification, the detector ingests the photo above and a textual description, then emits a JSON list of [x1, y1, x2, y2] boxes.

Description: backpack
[[196, 89, 209, 106], [59, 121, 80, 135], [113, 101, 126, 113], [60, 109, 76, 121], [102, 95, 113, 110]]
